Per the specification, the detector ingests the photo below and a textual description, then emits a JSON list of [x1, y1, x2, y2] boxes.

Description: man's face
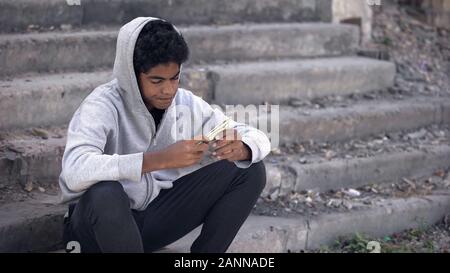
[[137, 62, 180, 110]]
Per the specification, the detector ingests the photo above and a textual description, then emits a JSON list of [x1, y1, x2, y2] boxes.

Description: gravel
[[270, 125, 450, 165], [369, 1, 450, 96], [252, 169, 450, 219]]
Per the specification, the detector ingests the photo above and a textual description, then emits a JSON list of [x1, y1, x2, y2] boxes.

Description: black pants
[[63, 160, 266, 253]]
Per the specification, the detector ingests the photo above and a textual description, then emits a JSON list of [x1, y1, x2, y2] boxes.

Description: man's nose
[[161, 80, 177, 95]]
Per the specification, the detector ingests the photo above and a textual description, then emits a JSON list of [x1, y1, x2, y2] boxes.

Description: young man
[[59, 17, 271, 253]]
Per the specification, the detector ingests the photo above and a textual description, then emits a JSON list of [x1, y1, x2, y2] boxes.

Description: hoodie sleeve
[[195, 96, 271, 169], [61, 98, 143, 193]]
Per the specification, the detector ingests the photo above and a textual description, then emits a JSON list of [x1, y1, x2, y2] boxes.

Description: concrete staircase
[[1, 0, 449, 253]]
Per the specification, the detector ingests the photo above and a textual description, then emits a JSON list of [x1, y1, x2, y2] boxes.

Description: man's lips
[[158, 98, 173, 104]]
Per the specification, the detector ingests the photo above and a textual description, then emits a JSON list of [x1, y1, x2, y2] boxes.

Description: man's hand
[[212, 129, 251, 162], [142, 136, 209, 173], [160, 137, 210, 169]]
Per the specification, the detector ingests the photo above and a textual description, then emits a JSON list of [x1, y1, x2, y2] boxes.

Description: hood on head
[[113, 17, 182, 115]]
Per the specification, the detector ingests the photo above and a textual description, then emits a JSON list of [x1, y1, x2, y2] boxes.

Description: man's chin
[[154, 101, 172, 110], [146, 99, 172, 110]]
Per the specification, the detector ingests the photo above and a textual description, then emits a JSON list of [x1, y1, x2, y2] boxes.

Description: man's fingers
[[188, 139, 209, 151], [213, 145, 233, 156], [213, 141, 240, 156], [192, 134, 210, 145], [189, 151, 206, 162], [213, 139, 240, 150], [212, 140, 226, 149], [213, 130, 242, 149], [214, 149, 233, 158], [217, 151, 240, 162], [194, 143, 209, 153], [194, 154, 205, 162], [214, 143, 245, 161]]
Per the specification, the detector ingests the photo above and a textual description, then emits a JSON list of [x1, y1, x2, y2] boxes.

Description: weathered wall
[[423, 0, 450, 28], [399, 0, 450, 28], [332, 0, 374, 43]]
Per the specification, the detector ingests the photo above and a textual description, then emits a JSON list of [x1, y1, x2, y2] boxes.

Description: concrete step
[[264, 145, 450, 197], [274, 97, 450, 144], [2, 189, 449, 252], [1, 124, 449, 196], [0, 57, 397, 130], [0, 0, 332, 33], [0, 69, 212, 130], [0, 193, 65, 252], [0, 134, 66, 188], [0, 71, 113, 130], [0, 23, 359, 77], [209, 57, 396, 105], [165, 192, 450, 252]]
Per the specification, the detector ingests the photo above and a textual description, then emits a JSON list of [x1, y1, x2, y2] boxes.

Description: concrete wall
[[332, 0, 450, 43], [423, 0, 450, 28], [399, 0, 450, 28], [332, 0, 374, 44]]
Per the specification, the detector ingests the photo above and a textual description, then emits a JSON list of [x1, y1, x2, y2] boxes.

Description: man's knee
[[247, 161, 267, 193], [82, 181, 129, 212]]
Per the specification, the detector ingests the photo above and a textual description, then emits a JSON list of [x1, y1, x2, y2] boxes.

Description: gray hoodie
[[59, 17, 271, 211]]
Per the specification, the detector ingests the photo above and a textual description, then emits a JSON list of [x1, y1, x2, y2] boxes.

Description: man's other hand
[[212, 129, 251, 162]]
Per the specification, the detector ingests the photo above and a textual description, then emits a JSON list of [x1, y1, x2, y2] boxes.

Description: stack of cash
[[197, 117, 232, 144]]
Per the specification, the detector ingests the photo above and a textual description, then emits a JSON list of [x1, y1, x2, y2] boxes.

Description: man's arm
[[61, 99, 143, 192], [142, 150, 165, 174]]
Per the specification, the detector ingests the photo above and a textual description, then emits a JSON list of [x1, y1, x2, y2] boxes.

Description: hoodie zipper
[[142, 105, 172, 209]]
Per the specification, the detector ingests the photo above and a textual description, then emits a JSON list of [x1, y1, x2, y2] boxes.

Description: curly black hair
[[133, 19, 189, 75]]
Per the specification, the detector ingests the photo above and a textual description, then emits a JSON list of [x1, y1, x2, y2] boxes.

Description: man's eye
[[171, 77, 179, 81], [151, 80, 163, 84]]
